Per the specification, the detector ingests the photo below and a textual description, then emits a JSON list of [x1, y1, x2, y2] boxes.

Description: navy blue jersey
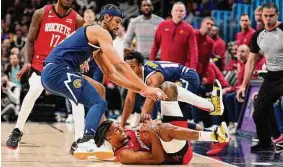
[[44, 26, 100, 70], [143, 61, 189, 82]]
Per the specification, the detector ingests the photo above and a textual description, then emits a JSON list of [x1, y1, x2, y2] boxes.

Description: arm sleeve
[[149, 23, 162, 60], [124, 20, 136, 49], [186, 27, 198, 69], [249, 31, 260, 54]]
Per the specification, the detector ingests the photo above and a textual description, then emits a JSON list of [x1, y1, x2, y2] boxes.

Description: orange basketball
[[139, 123, 152, 147]]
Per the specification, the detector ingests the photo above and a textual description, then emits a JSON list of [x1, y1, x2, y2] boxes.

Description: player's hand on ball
[[140, 112, 152, 123], [16, 63, 31, 80], [140, 87, 167, 101]]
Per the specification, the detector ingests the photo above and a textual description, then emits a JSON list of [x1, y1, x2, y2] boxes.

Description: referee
[[237, 2, 283, 152]]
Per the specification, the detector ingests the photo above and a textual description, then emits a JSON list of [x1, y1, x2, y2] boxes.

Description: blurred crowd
[[1, 0, 282, 140]]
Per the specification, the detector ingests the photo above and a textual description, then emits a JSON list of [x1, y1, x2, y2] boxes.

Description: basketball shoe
[[209, 80, 224, 116], [73, 135, 114, 160], [6, 128, 23, 150]]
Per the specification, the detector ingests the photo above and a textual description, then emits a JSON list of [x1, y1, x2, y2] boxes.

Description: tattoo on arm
[[75, 14, 84, 29], [24, 8, 44, 64]]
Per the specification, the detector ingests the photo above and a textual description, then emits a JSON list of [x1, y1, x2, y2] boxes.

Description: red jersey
[[32, 5, 77, 72], [150, 20, 198, 69], [115, 130, 150, 161], [236, 27, 255, 46], [194, 29, 214, 77]]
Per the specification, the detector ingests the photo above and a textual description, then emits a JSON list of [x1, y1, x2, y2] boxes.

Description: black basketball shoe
[[6, 128, 23, 150]]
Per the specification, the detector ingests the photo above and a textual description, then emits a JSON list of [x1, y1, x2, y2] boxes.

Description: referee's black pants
[[253, 70, 283, 144]]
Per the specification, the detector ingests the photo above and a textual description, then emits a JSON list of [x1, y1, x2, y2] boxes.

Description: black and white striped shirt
[[250, 23, 283, 71]]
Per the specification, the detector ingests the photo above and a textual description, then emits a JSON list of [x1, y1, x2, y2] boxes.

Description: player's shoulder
[[87, 24, 111, 38], [34, 7, 45, 17]]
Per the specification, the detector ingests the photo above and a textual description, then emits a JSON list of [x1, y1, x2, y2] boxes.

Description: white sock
[[176, 84, 214, 112], [70, 100, 85, 141], [161, 101, 183, 118], [15, 73, 44, 131], [198, 131, 216, 142]]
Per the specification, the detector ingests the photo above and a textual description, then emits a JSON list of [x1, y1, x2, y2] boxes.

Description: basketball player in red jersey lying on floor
[[94, 79, 229, 164], [95, 120, 228, 165]]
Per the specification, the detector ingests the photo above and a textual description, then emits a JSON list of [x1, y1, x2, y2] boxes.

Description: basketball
[[139, 123, 151, 147]]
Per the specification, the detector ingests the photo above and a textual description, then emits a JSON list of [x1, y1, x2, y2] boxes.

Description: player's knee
[[160, 81, 178, 101]]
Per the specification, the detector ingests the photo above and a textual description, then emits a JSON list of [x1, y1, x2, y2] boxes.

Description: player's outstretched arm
[[87, 25, 167, 101], [16, 8, 44, 80], [94, 51, 141, 93], [120, 90, 136, 128]]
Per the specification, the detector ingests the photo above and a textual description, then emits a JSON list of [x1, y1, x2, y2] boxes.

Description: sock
[[198, 131, 216, 142], [176, 84, 214, 112], [70, 100, 85, 141], [15, 74, 44, 131], [161, 101, 183, 118]]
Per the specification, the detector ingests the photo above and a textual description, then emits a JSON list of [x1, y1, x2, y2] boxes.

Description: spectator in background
[[224, 45, 265, 134], [114, 24, 126, 59], [236, 14, 255, 45], [119, 0, 139, 28], [209, 25, 226, 71], [124, 0, 163, 59], [195, 0, 215, 17], [10, 47, 20, 55], [11, 29, 26, 50], [76, 0, 96, 14], [254, 6, 263, 30], [21, 24, 29, 37], [150, 1, 198, 70], [83, 9, 95, 25], [1, 75, 21, 122], [225, 42, 238, 71], [4, 54, 22, 87], [195, 17, 214, 78], [1, 47, 10, 70]]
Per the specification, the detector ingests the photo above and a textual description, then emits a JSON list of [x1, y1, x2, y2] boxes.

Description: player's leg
[[74, 76, 115, 160], [175, 70, 223, 115], [41, 64, 111, 159], [69, 75, 107, 155], [6, 72, 44, 149]]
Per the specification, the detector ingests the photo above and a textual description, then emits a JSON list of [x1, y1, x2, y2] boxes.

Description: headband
[[100, 9, 123, 18]]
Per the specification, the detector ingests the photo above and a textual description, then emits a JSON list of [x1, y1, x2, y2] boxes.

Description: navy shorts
[[176, 69, 200, 93], [41, 63, 96, 105]]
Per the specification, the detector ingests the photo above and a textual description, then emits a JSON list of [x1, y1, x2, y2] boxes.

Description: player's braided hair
[[124, 51, 145, 65], [99, 4, 123, 20], [94, 120, 114, 147]]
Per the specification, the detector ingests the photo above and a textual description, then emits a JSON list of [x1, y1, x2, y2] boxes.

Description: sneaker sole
[[6, 145, 17, 150], [74, 151, 114, 161], [207, 140, 230, 156], [210, 79, 224, 116]]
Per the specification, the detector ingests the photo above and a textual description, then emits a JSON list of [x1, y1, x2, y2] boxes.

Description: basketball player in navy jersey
[[41, 4, 167, 160], [121, 51, 224, 128]]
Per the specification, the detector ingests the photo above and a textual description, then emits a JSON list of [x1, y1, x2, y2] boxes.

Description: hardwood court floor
[[1, 122, 235, 167]]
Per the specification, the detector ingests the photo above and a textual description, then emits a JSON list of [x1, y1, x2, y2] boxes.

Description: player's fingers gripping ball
[[139, 123, 152, 148]]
